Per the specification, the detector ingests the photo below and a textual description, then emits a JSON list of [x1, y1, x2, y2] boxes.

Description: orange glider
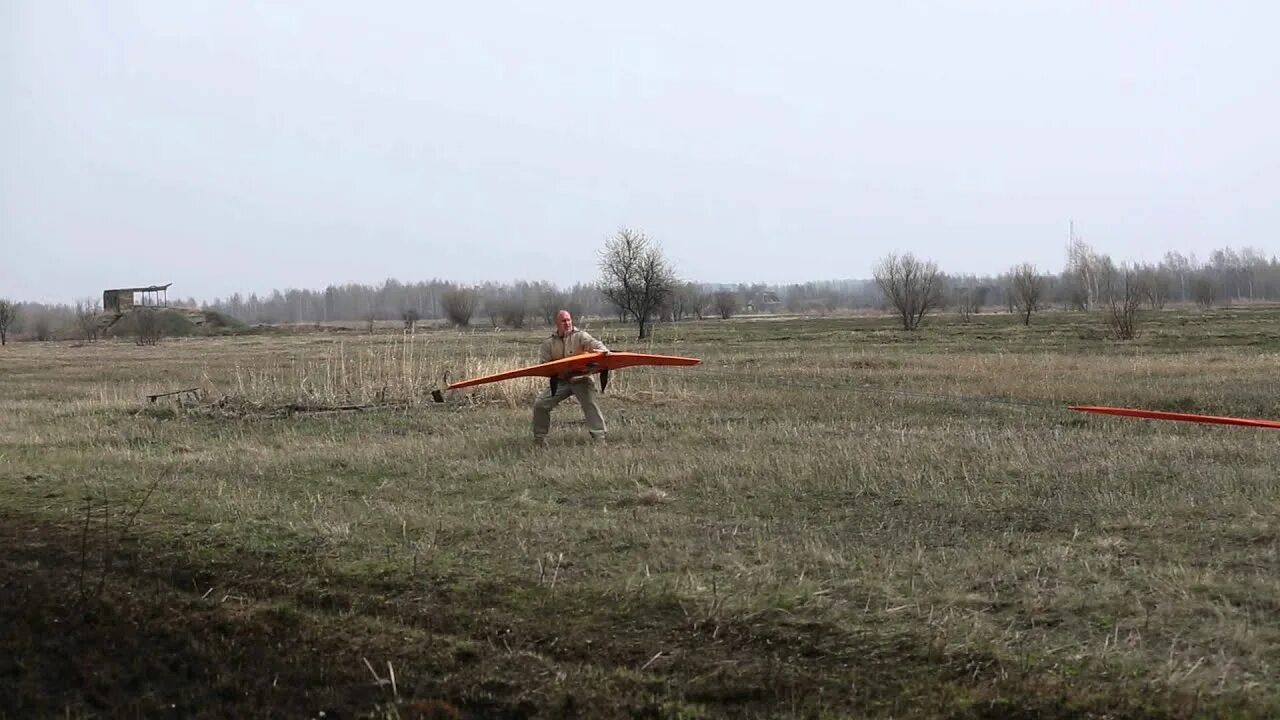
[[446, 351, 701, 393], [1069, 405, 1280, 429]]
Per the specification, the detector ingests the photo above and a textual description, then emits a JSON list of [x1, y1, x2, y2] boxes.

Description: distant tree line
[[872, 241, 1280, 336], [2, 242, 1277, 343], [204, 279, 606, 328], [945, 244, 1280, 316], [194, 277, 883, 328]]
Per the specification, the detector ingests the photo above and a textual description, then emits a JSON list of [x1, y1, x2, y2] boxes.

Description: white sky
[[3, 1, 1278, 304]]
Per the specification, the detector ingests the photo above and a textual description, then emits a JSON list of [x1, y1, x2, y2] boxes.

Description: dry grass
[[3, 306, 1280, 717]]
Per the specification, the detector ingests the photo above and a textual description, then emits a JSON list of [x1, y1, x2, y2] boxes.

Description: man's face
[[555, 311, 572, 335]]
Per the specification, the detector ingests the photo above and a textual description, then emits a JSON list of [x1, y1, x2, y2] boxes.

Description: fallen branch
[[279, 403, 372, 415], [147, 387, 201, 403]]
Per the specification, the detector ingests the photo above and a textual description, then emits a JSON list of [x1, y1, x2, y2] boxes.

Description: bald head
[[555, 310, 572, 336]]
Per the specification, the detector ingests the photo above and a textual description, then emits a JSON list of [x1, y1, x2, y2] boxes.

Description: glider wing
[[446, 351, 700, 390], [1068, 405, 1280, 429]]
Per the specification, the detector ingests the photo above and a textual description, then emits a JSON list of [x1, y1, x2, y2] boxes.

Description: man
[[532, 310, 609, 444]]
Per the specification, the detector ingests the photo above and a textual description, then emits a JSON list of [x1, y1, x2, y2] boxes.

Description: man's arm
[[538, 337, 552, 363], [579, 331, 608, 353]]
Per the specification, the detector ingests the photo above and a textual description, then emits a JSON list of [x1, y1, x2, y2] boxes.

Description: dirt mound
[[97, 308, 247, 338]]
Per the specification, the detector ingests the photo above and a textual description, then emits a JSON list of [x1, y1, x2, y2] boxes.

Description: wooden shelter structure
[[103, 284, 172, 313]]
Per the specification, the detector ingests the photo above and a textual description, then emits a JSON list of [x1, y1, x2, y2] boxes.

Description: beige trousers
[[531, 376, 607, 438]]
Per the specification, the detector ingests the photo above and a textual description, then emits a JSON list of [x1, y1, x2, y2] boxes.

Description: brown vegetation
[[3, 308, 1280, 717]]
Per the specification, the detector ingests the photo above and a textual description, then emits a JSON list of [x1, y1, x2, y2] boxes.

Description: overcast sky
[[3, 1, 1278, 304]]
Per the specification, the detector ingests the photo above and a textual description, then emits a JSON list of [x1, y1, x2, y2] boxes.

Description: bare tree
[[441, 287, 479, 327], [1192, 275, 1216, 308], [75, 297, 101, 342], [1161, 251, 1192, 303], [666, 281, 704, 322], [1009, 263, 1046, 326], [1102, 265, 1144, 340], [1064, 236, 1105, 310], [0, 300, 15, 346], [972, 286, 990, 312], [952, 286, 987, 323], [30, 314, 53, 341], [483, 293, 501, 328], [538, 289, 569, 325], [712, 290, 739, 320], [688, 283, 710, 320], [133, 309, 163, 346], [401, 308, 420, 332], [953, 288, 972, 322], [479, 287, 508, 328], [873, 252, 944, 330], [497, 293, 528, 328], [1137, 265, 1170, 309], [565, 282, 597, 319], [598, 228, 677, 339]]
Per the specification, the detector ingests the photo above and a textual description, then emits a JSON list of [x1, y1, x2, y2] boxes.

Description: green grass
[[2, 305, 1279, 718]]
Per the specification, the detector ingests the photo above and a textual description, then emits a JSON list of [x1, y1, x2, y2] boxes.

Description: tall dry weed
[[222, 333, 448, 406]]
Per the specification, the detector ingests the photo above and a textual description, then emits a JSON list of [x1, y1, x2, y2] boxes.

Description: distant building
[[103, 284, 172, 313]]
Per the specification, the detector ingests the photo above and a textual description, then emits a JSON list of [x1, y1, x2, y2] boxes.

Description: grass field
[[2, 306, 1279, 719]]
